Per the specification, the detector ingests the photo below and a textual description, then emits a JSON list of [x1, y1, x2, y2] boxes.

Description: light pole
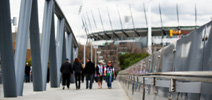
[[90, 39, 93, 61], [94, 45, 98, 66], [83, 44, 86, 65], [97, 51, 101, 64], [147, 0, 152, 54]]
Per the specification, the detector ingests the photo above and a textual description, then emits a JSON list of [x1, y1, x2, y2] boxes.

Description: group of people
[[60, 58, 115, 90]]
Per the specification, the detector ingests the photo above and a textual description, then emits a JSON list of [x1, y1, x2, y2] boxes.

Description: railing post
[[170, 79, 176, 92]]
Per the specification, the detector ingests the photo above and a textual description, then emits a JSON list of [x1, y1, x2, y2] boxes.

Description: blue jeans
[[86, 73, 94, 89], [106, 75, 113, 88], [25, 74, 30, 82]]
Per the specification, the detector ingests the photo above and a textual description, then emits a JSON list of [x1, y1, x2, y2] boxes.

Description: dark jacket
[[84, 61, 95, 74], [60, 62, 73, 74], [25, 65, 30, 75], [73, 63, 82, 74]]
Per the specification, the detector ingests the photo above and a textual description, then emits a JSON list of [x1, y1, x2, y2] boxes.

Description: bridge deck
[[0, 81, 129, 100]]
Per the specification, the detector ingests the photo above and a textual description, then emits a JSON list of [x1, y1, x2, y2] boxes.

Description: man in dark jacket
[[84, 58, 95, 89], [60, 58, 73, 90], [25, 63, 30, 83]]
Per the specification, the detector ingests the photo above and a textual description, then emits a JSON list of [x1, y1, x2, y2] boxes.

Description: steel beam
[[41, 0, 54, 90], [56, 18, 65, 87], [66, 33, 71, 60], [15, 0, 33, 96], [76, 47, 79, 58], [104, 32, 111, 39], [49, 9, 58, 87], [112, 32, 120, 39], [62, 33, 67, 65], [134, 30, 140, 36], [122, 30, 129, 37], [68, 33, 75, 83], [0, 0, 17, 97], [29, 0, 43, 91]]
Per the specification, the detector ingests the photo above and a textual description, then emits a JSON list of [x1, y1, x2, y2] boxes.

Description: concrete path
[[0, 81, 129, 100]]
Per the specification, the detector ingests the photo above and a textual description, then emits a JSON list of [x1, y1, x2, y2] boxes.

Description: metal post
[[176, 3, 180, 28], [159, 3, 164, 47], [91, 10, 98, 31], [15, 0, 33, 96], [84, 45, 86, 65], [117, 6, 124, 29], [56, 18, 65, 87], [143, 3, 148, 27], [86, 12, 92, 32], [91, 40, 93, 61], [82, 15, 90, 34], [76, 47, 78, 58], [94, 46, 98, 66], [107, 7, 113, 31], [41, 0, 54, 90], [98, 8, 105, 31], [70, 34, 75, 83], [29, 0, 43, 91], [195, 4, 197, 29], [0, 0, 17, 97], [81, 18, 88, 34], [129, 4, 136, 29], [66, 34, 70, 60], [62, 33, 67, 70], [147, 1, 152, 54], [49, 13, 58, 87]]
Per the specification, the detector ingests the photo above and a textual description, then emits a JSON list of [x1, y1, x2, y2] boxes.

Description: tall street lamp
[[94, 45, 98, 66]]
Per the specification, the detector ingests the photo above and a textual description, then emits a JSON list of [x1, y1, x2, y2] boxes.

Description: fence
[[118, 21, 212, 100]]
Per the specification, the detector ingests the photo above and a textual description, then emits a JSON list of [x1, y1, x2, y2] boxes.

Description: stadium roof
[[87, 26, 198, 41]]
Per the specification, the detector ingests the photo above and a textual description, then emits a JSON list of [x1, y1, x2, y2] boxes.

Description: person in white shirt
[[95, 61, 104, 89]]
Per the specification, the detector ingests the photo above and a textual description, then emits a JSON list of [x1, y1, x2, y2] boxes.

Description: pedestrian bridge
[[0, 81, 129, 100], [1, 0, 212, 100]]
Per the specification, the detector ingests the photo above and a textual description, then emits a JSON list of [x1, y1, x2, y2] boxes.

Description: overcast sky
[[10, 0, 212, 44]]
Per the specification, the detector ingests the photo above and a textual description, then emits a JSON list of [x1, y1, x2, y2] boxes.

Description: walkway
[[0, 81, 129, 100]]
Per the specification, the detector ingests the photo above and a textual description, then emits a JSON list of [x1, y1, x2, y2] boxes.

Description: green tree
[[119, 53, 149, 70]]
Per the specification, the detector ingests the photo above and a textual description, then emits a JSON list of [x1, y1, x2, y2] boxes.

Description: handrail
[[119, 71, 212, 83], [120, 71, 212, 77]]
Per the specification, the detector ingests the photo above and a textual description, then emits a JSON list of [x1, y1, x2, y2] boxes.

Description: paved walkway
[[0, 81, 129, 100]]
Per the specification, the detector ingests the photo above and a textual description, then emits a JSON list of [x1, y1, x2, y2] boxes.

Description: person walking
[[84, 58, 95, 89], [60, 58, 73, 90], [104, 61, 115, 89], [81, 64, 85, 83], [25, 63, 30, 83], [73, 58, 83, 90], [95, 61, 104, 89]]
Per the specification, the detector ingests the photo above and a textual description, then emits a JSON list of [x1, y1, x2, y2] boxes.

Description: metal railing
[[119, 71, 212, 100], [118, 20, 212, 100]]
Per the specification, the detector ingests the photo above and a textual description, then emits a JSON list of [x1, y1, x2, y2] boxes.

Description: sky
[[10, 0, 212, 45]]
